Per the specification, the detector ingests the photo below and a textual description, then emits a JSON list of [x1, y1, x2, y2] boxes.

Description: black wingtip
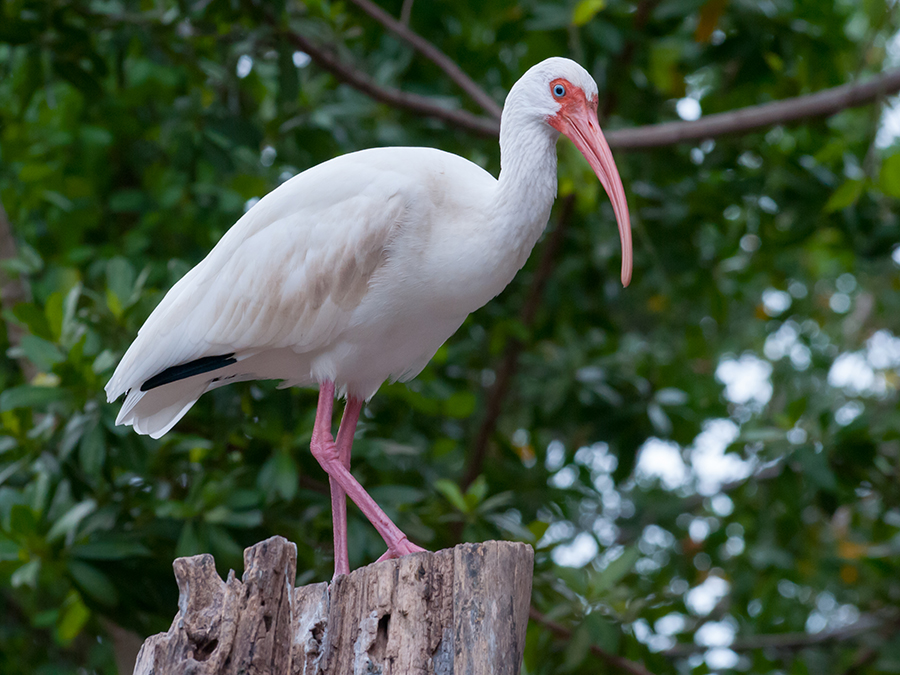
[[140, 354, 238, 392]]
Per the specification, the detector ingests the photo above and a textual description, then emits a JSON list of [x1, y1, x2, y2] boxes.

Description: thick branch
[[347, 0, 502, 119], [606, 69, 900, 149], [529, 607, 654, 675]]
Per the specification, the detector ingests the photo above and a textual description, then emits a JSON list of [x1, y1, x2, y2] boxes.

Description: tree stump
[[133, 537, 534, 674]]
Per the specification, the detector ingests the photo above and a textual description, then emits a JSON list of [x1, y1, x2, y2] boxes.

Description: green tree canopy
[[1, 0, 900, 673]]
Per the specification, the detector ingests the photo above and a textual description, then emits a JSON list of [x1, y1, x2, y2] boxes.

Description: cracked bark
[[134, 537, 533, 675]]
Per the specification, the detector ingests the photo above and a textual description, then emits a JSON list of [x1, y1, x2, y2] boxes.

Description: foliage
[[1, 0, 900, 673]]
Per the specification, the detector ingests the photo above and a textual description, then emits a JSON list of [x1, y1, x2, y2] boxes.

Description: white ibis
[[106, 57, 632, 577]]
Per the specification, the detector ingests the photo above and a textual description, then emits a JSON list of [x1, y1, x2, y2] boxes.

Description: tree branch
[[461, 194, 576, 489], [347, 0, 502, 119], [529, 607, 655, 675], [534, 605, 898, 668], [663, 613, 894, 657], [277, 10, 900, 151], [399, 0, 414, 26], [273, 17, 500, 137], [606, 69, 900, 149]]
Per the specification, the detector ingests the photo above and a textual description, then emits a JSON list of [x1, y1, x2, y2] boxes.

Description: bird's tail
[[115, 378, 209, 439]]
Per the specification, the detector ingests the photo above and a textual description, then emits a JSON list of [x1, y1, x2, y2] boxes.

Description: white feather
[[107, 58, 606, 436]]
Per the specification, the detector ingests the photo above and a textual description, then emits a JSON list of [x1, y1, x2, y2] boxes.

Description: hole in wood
[[370, 613, 390, 661], [263, 614, 272, 631], [194, 638, 218, 661], [311, 621, 325, 645]]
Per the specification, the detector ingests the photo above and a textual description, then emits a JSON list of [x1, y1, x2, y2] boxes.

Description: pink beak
[[556, 105, 633, 287]]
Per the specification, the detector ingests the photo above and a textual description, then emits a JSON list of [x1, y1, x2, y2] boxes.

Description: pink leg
[[329, 396, 362, 577], [311, 382, 425, 574]]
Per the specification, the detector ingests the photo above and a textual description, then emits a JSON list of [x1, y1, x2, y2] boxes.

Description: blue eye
[[553, 84, 566, 97]]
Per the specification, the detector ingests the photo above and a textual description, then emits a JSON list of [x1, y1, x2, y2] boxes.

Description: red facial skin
[[547, 78, 633, 287]]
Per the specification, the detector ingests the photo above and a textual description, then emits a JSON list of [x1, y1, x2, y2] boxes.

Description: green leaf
[[52, 60, 102, 98], [0, 538, 21, 561], [368, 485, 425, 506], [61, 282, 83, 339], [176, 521, 202, 558], [80, 126, 113, 147], [12, 50, 42, 109], [47, 499, 97, 542], [108, 190, 146, 213], [11, 559, 40, 588], [444, 391, 476, 418], [0, 385, 65, 413], [92, 349, 118, 374], [105, 287, 122, 318], [278, 45, 299, 105], [528, 520, 550, 542], [56, 591, 90, 645], [655, 387, 689, 406], [561, 620, 591, 671], [43, 190, 73, 211], [880, 153, 900, 198], [584, 612, 620, 653], [106, 256, 135, 307], [258, 450, 298, 501], [9, 504, 37, 536], [824, 179, 864, 212], [465, 474, 489, 509], [0, 460, 26, 488], [572, 0, 606, 26], [793, 447, 838, 493], [18, 163, 55, 182], [45, 291, 65, 340], [19, 335, 64, 371], [70, 541, 152, 560], [33, 608, 58, 629], [68, 560, 118, 606], [648, 40, 685, 96], [647, 402, 672, 435], [434, 479, 468, 513], [525, 3, 572, 30], [79, 424, 106, 477], [204, 506, 263, 528], [11, 302, 53, 340], [590, 546, 639, 595]]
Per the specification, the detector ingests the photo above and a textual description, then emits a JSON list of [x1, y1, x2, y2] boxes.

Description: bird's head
[[510, 57, 633, 287]]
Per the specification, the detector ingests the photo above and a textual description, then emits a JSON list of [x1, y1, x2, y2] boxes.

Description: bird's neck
[[491, 108, 560, 264]]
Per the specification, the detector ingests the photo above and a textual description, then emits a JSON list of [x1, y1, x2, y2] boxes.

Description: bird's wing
[[105, 155, 416, 400]]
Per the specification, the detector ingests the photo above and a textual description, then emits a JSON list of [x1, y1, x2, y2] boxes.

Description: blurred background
[[1, 0, 900, 673]]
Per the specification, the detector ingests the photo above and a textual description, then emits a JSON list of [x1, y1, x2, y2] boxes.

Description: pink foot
[[375, 538, 428, 563], [312, 383, 425, 574]]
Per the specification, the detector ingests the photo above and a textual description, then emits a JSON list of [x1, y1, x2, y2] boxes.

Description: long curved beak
[[559, 107, 633, 287]]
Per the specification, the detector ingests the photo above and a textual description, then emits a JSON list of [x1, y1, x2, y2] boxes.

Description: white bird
[[106, 57, 632, 577]]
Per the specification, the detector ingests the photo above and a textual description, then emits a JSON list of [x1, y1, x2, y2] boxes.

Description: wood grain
[[134, 537, 533, 675]]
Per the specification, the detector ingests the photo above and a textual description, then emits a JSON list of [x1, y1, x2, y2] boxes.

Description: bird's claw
[[375, 538, 428, 563]]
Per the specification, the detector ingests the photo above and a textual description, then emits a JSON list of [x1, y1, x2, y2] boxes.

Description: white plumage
[[106, 57, 632, 574], [107, 146, 545, 434]]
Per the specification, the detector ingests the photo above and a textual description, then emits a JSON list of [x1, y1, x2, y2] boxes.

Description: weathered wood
[[134, 537, 533, 675]]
